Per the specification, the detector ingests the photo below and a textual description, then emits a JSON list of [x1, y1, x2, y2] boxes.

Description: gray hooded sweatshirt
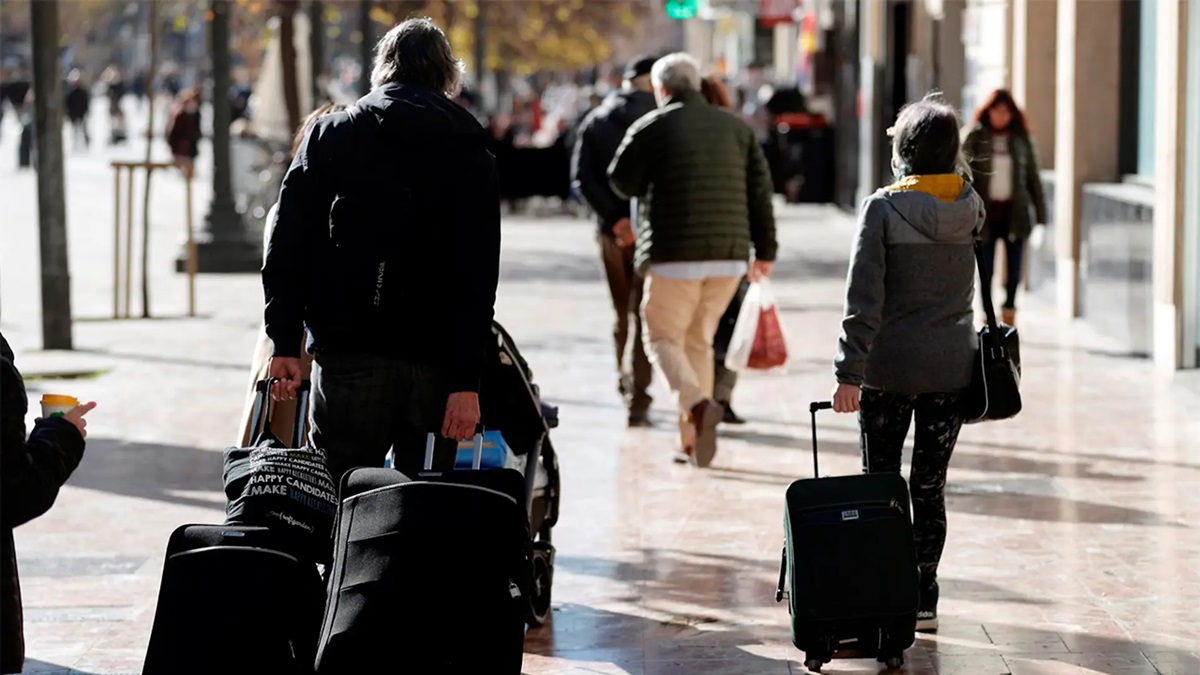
[[835, 179, 985, 395]]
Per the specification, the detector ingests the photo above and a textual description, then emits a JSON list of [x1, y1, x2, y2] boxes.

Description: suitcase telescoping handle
[[250, 378, 311, 447], [808, 399, 871, 478], [808, 401, 832, 478], [422, 431, 485, 471]]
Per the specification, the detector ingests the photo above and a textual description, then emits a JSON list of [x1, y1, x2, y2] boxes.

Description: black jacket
[[2, 334, 87, 674], [571, 89, 657, 235], [263, 83, 501, 393]]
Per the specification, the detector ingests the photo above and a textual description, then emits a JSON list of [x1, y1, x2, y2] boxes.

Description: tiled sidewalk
[[3, 195, 1198, 673]]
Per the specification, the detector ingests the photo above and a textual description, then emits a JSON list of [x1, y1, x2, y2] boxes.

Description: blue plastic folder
[[454, 431, 514, 470]]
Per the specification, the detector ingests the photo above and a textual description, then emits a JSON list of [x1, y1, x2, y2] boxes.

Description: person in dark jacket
[[571, 55, 658, 427], [832, 93, 984, 633], [700, 73, 748, 426], [609, 53, 777, 468], [64, 70, 90, 151], [165, 88, 202, 179], [2, 333, 95, 674], [264, 18, 500, 484], [963, 89, 1048, 327]]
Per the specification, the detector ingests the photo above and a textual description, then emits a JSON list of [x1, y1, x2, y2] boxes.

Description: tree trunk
[[30, 0, 73, 349], [309, 0, 325, 103], [279, 0, 302, 134], [358, 0, 373, 96]]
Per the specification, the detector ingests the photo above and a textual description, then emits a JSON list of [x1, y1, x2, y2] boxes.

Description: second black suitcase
[[141, 525, 325, 675], [776, 401, 918, 672], [316, 434, 529, 675]]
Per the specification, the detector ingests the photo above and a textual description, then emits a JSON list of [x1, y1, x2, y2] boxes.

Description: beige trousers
[[641, 273, 743, 446]]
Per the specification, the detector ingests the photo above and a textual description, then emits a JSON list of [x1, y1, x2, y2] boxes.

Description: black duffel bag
[[223, 379, 338, 563]]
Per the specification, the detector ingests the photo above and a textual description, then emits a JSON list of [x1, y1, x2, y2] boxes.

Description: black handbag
[[713, 275, 752, 362], [223, 379, 338, 563], [961, 240, 1023, 424]]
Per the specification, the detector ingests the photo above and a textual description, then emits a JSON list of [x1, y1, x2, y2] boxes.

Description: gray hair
[[370, 18, 464, 97], [650, 53, 701, 97]]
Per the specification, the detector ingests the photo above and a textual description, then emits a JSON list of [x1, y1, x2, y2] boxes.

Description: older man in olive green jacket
[[608, 52, 777, 468]]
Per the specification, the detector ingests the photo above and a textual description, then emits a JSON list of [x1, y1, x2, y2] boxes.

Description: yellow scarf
[[888, 174, 964, 204]]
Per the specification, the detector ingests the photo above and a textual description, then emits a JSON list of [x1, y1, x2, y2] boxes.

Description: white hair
[[650, 53, 701, 98]]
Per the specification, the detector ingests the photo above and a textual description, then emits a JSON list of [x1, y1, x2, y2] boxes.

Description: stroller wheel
[[525, 549, 553, 627]]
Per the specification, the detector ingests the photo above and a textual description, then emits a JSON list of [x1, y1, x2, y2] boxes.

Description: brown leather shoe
[[689, 400, 723, 468]]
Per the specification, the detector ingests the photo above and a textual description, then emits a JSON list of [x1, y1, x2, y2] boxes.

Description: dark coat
[[571, 88, 657, 235], [263, 83, 501, 393], [608, 89, 778, 272], [963, 123, 1048, 241], [2, 334, 87, 674]]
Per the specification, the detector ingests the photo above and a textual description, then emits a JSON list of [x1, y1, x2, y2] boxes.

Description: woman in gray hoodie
[[831, 94, 985, 633]]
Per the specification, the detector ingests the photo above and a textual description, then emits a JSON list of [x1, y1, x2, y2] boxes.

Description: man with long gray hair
[[263, 18, 501, 482], [609, 52, 777, 468]]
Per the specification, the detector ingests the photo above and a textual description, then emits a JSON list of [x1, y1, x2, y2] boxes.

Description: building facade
[[849, 0, 1199, 370]]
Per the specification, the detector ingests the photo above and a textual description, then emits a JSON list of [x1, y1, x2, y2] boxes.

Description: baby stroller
[[480, 320, 562, 626]]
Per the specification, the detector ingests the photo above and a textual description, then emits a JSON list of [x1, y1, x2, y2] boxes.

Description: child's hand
[[61, 402, 97, 439]]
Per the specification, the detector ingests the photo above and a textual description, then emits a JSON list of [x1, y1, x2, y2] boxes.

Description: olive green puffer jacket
[[963, 124, 1048, 241], [607, 89, 777, 272]]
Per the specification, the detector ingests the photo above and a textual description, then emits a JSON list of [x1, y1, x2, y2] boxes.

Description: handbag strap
[[972, 235, 1004, 354]]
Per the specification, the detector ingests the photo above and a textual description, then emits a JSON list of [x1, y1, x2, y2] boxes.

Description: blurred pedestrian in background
[[64, 70, 90, 151], [572, 55, 659, 428], [102, 65, 127, 146], [963, 89, 1048, 327], [166, 87, 203, 179]]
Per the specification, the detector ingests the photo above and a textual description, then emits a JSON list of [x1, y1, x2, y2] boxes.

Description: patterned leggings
[[858, 390, 963, 591]]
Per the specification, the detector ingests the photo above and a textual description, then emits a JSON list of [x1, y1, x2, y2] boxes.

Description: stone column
[[857, 0, 886, 204], [1151, 0, 1190, 370], [1053, 0, 1121, 319], [1011, 0, 1056, 168]]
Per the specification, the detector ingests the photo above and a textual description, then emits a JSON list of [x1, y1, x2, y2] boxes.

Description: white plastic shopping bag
[[725, 278, 789, 371]]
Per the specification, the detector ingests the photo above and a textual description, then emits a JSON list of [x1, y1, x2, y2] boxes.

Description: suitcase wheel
[[877, 653, 904, 670], [803, 657, 824, 673]]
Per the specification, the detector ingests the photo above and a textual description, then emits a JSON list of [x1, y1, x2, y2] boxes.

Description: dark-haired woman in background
[[963, 89, 1047, 326]]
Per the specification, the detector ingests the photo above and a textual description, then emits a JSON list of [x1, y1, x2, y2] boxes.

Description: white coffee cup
[[40, 394, 79, 418]]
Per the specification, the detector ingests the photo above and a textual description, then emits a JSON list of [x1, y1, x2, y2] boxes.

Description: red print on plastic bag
[[747, 304, 788, 369]]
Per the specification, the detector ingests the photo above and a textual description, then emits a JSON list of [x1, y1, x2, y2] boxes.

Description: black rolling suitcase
[[141, 525, 325, 675], [316, 433, 529, 675], [776, 401, 918, 672], [142, 380, 326, 675]]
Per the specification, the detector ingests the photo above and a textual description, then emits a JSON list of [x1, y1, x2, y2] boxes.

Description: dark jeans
[[310, 353, 458, 487], [858, 390, 963, 591], [599, 234, 652, 415], [980, 201, 1026, 310]]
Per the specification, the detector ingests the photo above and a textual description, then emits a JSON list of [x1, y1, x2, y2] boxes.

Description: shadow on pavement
[[546, 552, 1199, 674], [72, 347, 248, 372], [69, 437, 225, 512], [22, 660, 125, 675], [524, 601, 796, 673]]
